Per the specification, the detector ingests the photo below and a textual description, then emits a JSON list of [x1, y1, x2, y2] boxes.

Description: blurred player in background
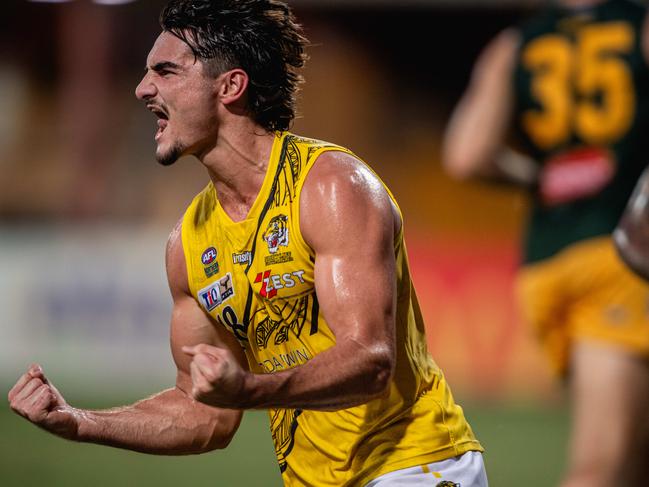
[[615, 166, 649, 279], [444, 0, 649, 486], [8, 1, 486, 486]]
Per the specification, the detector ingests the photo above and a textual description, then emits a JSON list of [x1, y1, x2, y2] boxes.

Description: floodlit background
[[1, 0, 575, 486]]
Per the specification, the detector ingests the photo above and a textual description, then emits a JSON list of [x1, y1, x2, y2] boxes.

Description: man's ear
[[218, 68, 249, 105]]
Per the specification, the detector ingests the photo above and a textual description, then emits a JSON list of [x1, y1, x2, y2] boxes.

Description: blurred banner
[[0, 225, 176, 395], [408, 232, 552, 399]]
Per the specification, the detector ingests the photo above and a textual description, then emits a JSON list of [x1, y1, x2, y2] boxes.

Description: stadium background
[[0, 0, 583, 485]]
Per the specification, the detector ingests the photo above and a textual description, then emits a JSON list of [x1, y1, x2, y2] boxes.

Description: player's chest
[[192, 208, 314, 338]]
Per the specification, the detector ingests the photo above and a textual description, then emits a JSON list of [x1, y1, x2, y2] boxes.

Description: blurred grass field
[[1, 393, 569, 487]]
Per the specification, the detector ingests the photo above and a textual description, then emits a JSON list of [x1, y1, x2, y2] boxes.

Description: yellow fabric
[[517, 236, 649, 376], [181, 132, 482, 486]]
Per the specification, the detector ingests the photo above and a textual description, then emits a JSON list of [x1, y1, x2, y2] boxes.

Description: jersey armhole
[[292, 147, 334, 258], [180, 205, 198, 299]]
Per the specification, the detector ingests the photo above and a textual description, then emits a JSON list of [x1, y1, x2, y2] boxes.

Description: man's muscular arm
[[8, 221, 244, 454], [185, 151, 397, 411]]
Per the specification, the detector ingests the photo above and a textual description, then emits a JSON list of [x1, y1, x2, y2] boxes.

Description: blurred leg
[[560, 341, 649, 487]]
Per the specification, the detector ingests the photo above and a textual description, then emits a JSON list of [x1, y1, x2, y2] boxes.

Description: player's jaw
[[147, 98, 219, 166], [146, 102, 182, 166], [156, 141, 184, 167]]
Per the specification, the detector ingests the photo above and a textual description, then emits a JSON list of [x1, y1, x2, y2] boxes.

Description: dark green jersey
[[512, 0, 649, 263]]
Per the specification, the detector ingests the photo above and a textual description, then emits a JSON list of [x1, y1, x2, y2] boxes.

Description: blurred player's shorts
[[517, 236, 649, 376]]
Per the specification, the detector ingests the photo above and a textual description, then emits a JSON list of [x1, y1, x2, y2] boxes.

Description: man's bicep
[[313, 245, 396, 347], [301, 152, 397, 347]]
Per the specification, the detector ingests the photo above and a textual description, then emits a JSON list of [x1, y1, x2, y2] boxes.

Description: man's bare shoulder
[[302, 150, 388, 202], [165, 217, 190, 298], [300, 150, 399, 248]]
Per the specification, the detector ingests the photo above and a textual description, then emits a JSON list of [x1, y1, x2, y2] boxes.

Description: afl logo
[[202, 247, 217, 265], [201, 247, 220, 277]]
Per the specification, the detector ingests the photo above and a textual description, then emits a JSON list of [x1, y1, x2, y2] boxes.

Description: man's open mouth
[[149, 106, 169, 141]]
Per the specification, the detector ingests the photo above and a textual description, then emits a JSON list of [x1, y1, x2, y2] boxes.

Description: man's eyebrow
[[145, 61, 183, 72]]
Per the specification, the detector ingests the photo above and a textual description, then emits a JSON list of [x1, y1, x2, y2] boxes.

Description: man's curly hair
[[160, 0, 308, 132]]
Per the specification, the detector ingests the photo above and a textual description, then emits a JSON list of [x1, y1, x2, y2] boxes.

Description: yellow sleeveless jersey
[[181, 132, 482, 486]]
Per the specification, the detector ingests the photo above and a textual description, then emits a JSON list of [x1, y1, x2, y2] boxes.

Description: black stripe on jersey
[[242, 135, 291, 327], [244, 134, 290, 277], [241, 286, 254, 332], [309, 293, 319, 336], [278, 409, 303, 473]]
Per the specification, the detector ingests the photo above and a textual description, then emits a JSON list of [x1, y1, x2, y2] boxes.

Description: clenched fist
[[182, 344, 250, 408], [8, 364, 82, 440]]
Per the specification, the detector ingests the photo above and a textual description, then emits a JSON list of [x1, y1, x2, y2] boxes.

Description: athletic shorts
[[516, 236, 649, 376], [364, 451, 488, 487]]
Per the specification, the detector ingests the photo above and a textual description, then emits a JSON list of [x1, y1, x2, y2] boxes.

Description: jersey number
[[216, 305, 248, 343], [522, 22, 635, 149]]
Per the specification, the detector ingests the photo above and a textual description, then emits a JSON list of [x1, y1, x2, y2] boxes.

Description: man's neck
[[201, 121, 277, 223]]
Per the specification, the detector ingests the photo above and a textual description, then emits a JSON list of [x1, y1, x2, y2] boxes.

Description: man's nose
[[135, 74, 156, 100]]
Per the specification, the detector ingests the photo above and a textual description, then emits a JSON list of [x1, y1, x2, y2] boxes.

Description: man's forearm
[[239, 339, 393, 412], [76, 387, 239, 455]]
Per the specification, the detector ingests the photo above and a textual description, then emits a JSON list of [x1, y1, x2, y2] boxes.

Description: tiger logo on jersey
[[263, 214, 289, 254], [436, 482, 460, 487]]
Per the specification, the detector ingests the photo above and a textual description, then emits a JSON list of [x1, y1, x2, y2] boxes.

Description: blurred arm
[[8, 220, 244, 454], [443, 29, 530, 182], [614, 167, 649, 282]]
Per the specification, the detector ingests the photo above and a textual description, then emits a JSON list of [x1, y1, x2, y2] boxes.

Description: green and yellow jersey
[[181, 132, 482, 486], [513, 0, 649, 263]]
